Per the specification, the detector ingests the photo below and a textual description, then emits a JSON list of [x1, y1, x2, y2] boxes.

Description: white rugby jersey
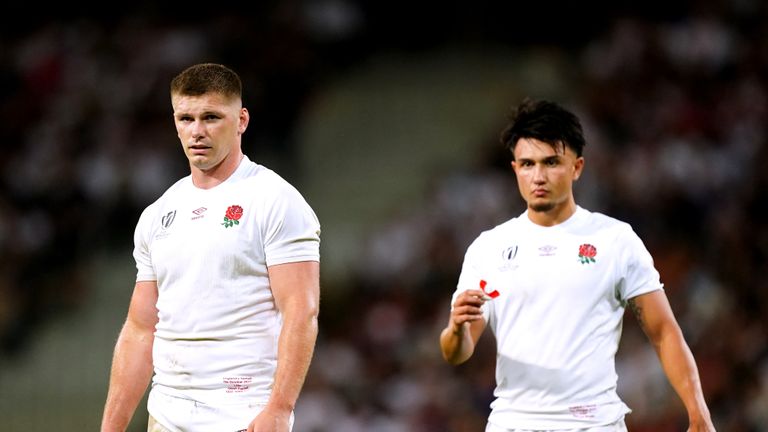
[[453, 206, 662, 429], [133, 156, 320, 406]]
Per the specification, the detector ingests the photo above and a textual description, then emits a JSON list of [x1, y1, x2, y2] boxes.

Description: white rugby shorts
[[147, 388, 294, 431], [485, 418, 627, 432]]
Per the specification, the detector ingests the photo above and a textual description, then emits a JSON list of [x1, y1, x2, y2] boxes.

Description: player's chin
[[188, 155, 213, 169], [529, 200, 555, 213]]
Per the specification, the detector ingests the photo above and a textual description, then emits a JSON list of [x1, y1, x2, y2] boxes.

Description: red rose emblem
[[578, 244, 597, 264], [226, 205, 243, 221], [222, 205, 244, 228]]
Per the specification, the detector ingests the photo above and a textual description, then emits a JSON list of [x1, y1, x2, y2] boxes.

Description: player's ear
[[573, 157, 585, 181], [238, 108, 250, 135]]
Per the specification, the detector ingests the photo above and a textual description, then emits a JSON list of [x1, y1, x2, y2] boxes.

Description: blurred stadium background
[[0, 1, 766, 431]]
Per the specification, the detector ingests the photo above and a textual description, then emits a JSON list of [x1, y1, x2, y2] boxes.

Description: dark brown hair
[[170, 63, 242, 100], [500, 98, 586, 159]]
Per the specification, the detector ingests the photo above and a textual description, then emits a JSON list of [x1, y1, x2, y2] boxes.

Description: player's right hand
[[450, 289, 486, 328]]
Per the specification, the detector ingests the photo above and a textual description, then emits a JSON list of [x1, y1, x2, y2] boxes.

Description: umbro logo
[[538, 245, 557, 256], [192, 207, 207, 220]]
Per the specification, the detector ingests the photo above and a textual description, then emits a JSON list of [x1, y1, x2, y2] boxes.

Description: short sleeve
[[452, 236, 491, 322], [617, 226, 664, 302], [262, 183, 321, 267], [133, 204, 157, 282]]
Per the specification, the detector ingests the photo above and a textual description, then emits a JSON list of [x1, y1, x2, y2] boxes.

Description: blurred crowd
[[1, 1, 766, 431]]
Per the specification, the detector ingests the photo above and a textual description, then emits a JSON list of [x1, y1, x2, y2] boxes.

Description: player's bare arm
[[440, 289, 487, 365], [248, 260, 320, 432], [101, 281, 159, 432], [629, 291, 716, 432]]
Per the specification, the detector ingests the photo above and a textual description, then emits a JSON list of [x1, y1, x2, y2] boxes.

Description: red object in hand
[[480, 279, 499, 299]]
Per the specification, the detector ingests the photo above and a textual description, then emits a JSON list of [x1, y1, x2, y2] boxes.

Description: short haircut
[[170, 63, 242, 100], [500, 98, 586, 159]]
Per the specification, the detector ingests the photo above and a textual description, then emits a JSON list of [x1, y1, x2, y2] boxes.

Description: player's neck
[[190, 152, 244, 190], [526, 199, 577, 227]]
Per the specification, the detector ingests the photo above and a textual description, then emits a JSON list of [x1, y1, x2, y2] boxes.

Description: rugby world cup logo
[[502, 245, 518, 260], [161, 210, 176, 229], [498, 244, 519, 271]]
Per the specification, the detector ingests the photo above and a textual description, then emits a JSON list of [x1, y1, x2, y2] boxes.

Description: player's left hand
[[247, 406, 291, 432], [687, 417, 716, 432]]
